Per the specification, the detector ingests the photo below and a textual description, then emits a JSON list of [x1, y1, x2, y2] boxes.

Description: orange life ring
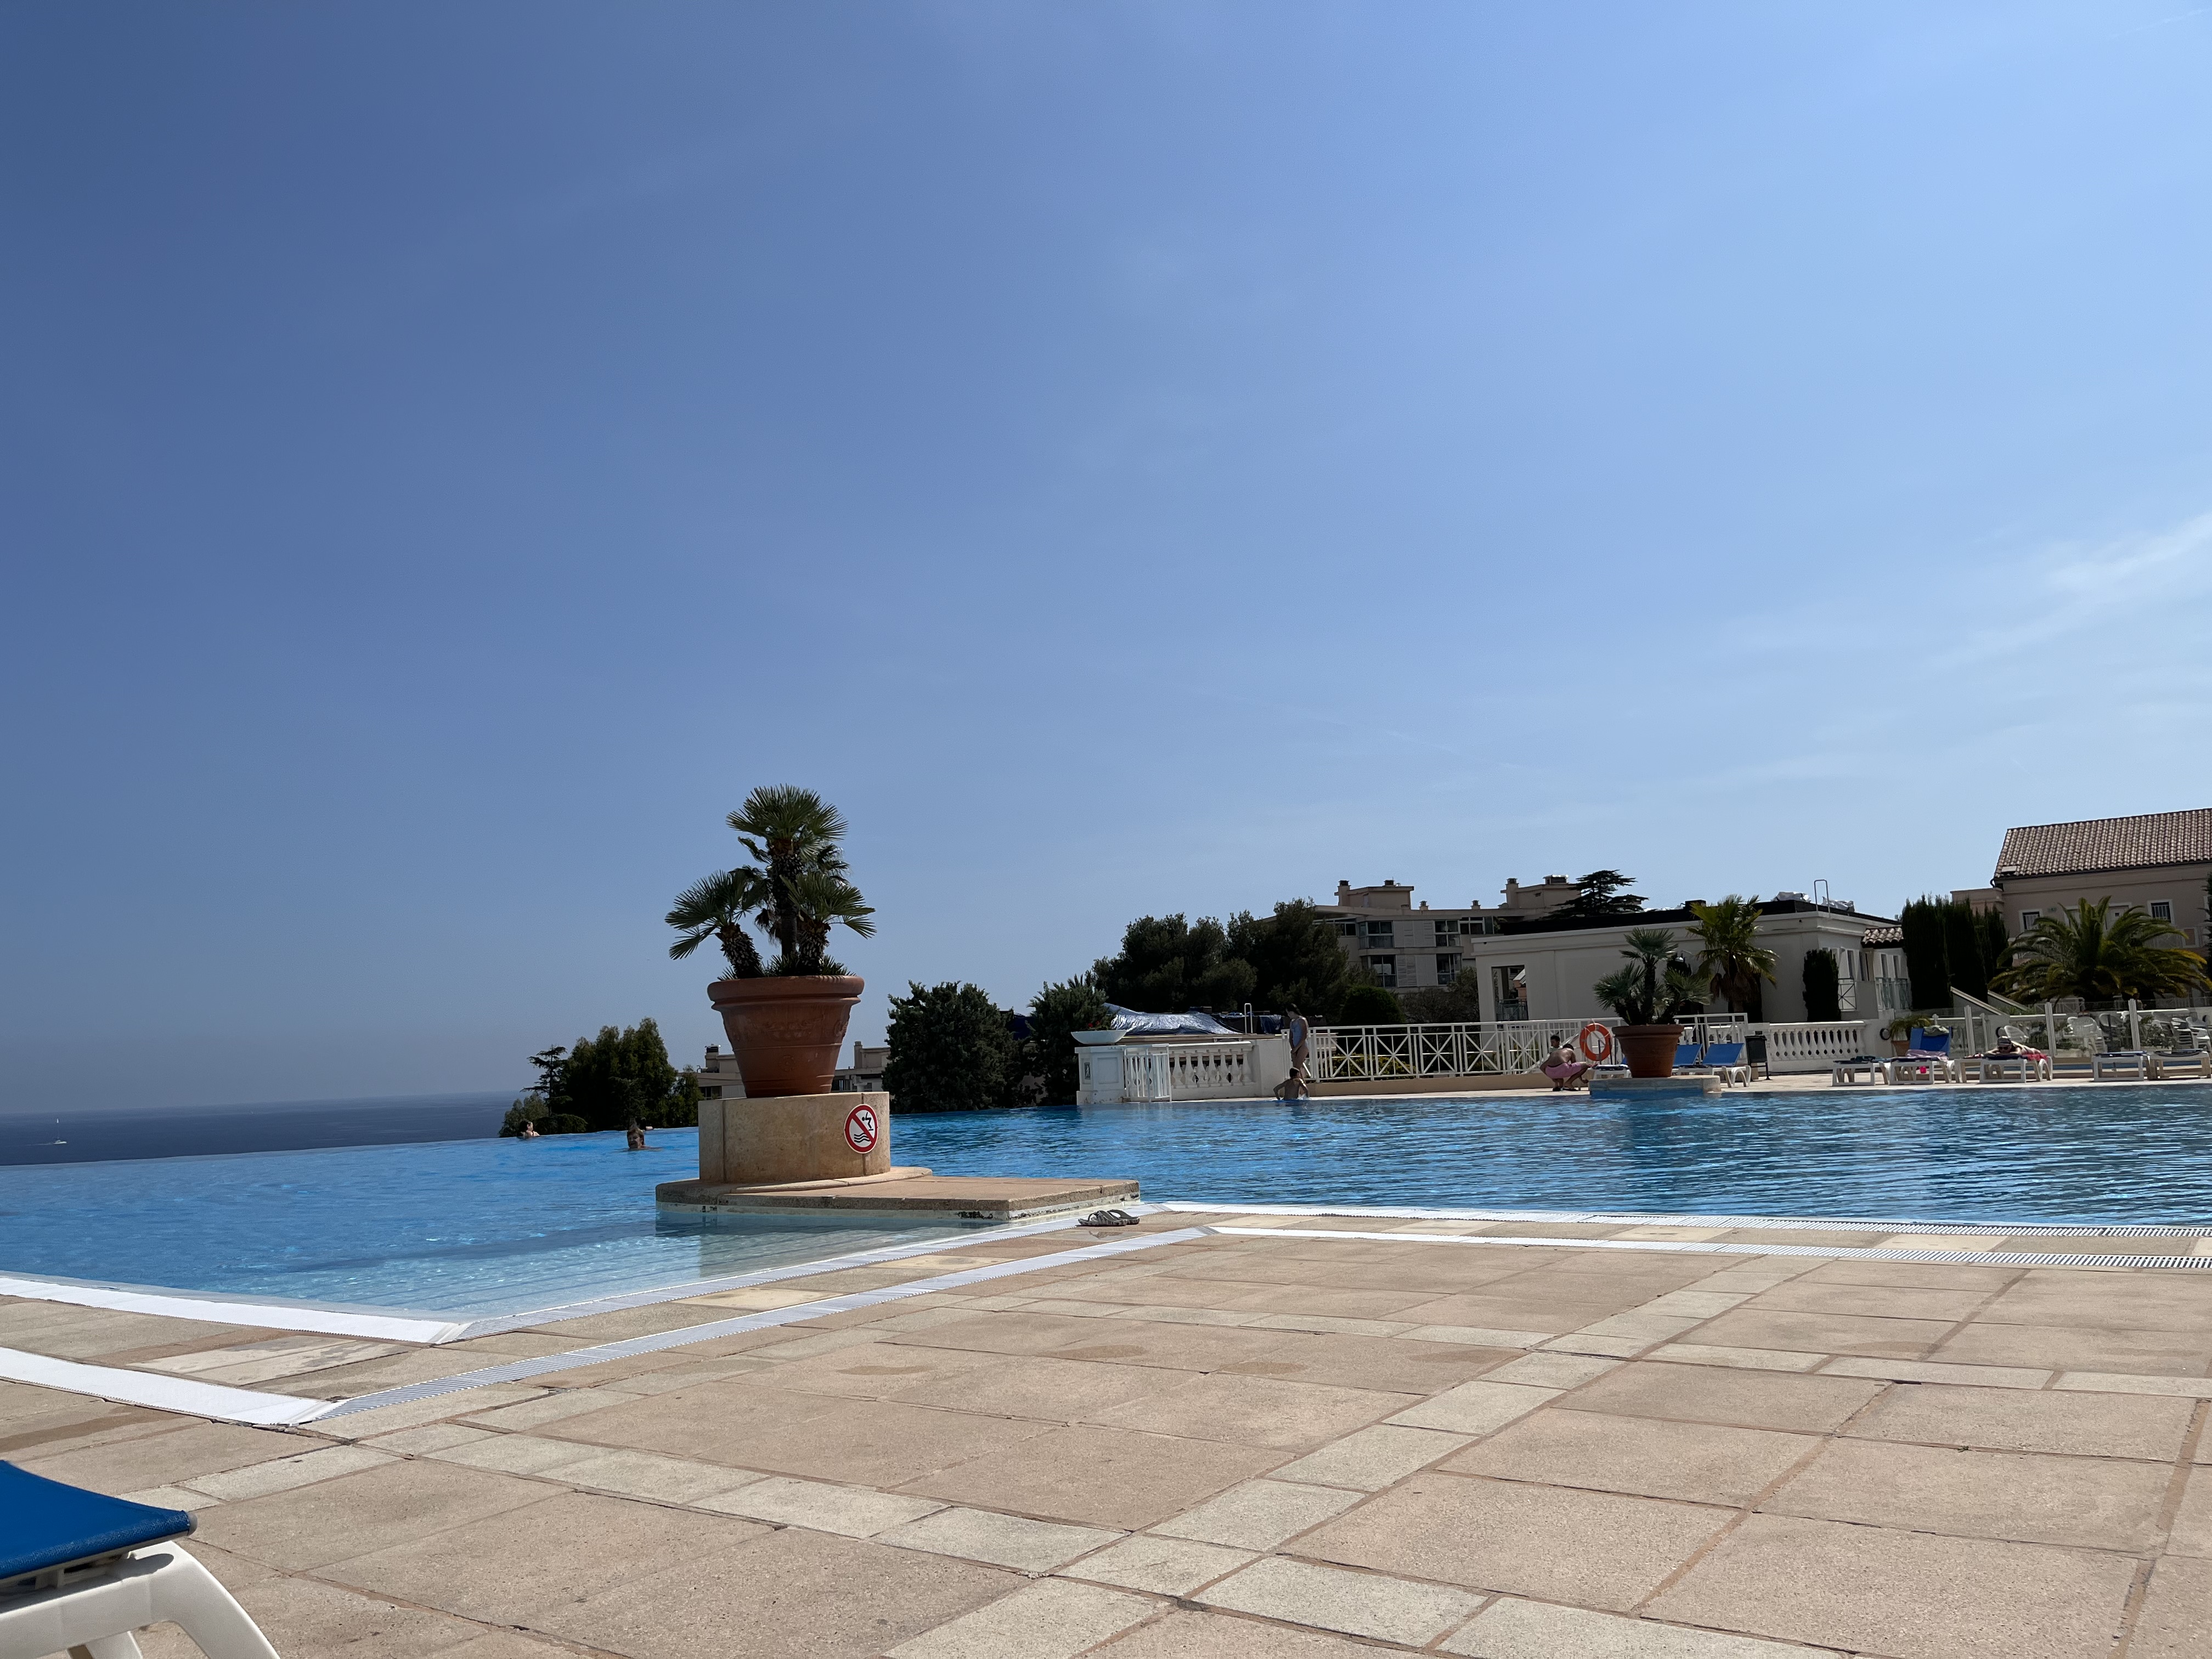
[[1577, 1022, 1615, 1063]]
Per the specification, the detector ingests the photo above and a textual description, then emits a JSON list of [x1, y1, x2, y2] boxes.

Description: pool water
[[4, 1086, 2210, 1317]]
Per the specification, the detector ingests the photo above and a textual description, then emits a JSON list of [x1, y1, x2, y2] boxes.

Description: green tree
[[668, 786, 874, 979], [1593, 928, 1710, 1025], [1689, 896, 1778, 1018], [1398, 980, 1483, 1024], [1978, 909, 2010, 989], [1802, 947, 1842, 1023], [1550, 870, 1646, 921], [1339, 982, 1407, 1025], [1898, 896, 1953, 1011], [1944, 901, 1993, 1001], [884, 981, 1021, 1111], [1092, 914, 1257, 1013], [1223, 900, 1359, 1019], [1991, 898, 2212, 1004], [1027, 975, 1111, 1106], [549, 1019, 701, 1131]]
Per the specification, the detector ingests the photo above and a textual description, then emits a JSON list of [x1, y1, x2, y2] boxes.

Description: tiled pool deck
[[11, 1207, 2212, 1658]]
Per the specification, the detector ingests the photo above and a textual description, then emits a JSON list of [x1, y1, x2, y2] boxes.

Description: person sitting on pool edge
[[1541, 1036, 1592, 1091]]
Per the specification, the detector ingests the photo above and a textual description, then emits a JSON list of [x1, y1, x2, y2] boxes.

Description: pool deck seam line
[[1206, 1226, 2212, 1270], [1159, 1201, 2212, 1238]]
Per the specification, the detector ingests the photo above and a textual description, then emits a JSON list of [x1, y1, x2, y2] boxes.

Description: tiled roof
[[1995, 809, 2212, 881]]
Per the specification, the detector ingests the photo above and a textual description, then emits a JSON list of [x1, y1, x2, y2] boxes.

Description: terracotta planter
[[708, 975, 864, 1097], [1618, 1023, 1685, 1079]]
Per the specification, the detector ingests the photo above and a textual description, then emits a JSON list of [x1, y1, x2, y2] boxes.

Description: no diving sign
[[844, 1103, 879, 1154]]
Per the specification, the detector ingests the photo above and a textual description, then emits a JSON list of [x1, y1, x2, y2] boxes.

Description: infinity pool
[[3, 1086, 2209, 1317]]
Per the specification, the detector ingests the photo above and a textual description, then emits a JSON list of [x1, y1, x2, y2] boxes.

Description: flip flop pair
[[1078, 1208, 1140, 1228]]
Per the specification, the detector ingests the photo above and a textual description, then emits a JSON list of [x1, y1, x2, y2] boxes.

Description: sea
[[0, 1091, 518, 1165]]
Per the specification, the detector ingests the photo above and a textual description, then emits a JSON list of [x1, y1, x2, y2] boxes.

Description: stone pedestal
[[698, 1091, 891, 1185]]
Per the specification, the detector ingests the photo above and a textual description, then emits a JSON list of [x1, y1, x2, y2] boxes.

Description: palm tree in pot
[[1592, 928, 1711, 1077], [666, 786, 876, 1097]]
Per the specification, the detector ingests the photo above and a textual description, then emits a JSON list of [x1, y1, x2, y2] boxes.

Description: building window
[[1335, 921, 1359, 938], [2020, 911, 2040, 929], [1436, 952, 1460, 985], [1434, 919, 1457, 946], [1491, 964, 1528, 1022], [1362, 920, 1395, 946], [2151, 901, 2173, 922], [1363, 954, 1397, 988]]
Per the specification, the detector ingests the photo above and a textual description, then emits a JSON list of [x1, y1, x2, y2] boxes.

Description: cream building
[[1318, 878, 1889, 1024], [1960, 808, 2212, 949]]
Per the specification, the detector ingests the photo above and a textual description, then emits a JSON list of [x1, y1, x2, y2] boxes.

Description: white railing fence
[[1308, 1015, 1855, 1079], [1921, 998, 2212, 1064]]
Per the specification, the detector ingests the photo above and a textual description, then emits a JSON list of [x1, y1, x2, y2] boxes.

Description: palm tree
[[1689, 896, 1778, 1017], [1991, 897, 2211, 1004], [665, 867, 768, 977], [667, 786, 876, 978], [1593, 928, 1710, 1025]]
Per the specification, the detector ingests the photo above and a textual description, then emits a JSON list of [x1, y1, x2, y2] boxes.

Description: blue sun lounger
[[0, 1462, 278, 1659]]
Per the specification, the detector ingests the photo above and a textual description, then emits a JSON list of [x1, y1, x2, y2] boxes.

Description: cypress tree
[[1898, 898, 1952, 1012], [1944, 901, 1989, 1001], [1802, 948, 1842, 1022]]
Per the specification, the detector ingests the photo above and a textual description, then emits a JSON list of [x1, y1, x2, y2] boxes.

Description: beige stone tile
[[1385, 1379, 1559, 1435], [1650, 1344, 1827, 1373], [1092, 1372, 1413, 1449], [11, 1311, 255, 1361], [435, 1432, 597, 1476], [1645, 1512, 2138, 1659], [879, 1505, 1122, 1571], [1544, 1334, 1651, 1359], [1751, 1280, 1991, 1321], [139, 1336, 407, 1386], [323, 1489, 766, 1623], [1105, 1304, 1270, 1329], [194, 1458, 551, 1570], [421, 1636, 574, 1659], [1933, 1321, 2212, 1376], [1240, 1312, 1417, 1338], [696, 1474, 943, 1537], [744, 1327, 901, 1362], [1195, 1554, 1482, 1646], [183, 1443, 395, 1501], [1479, 1351, 1621, 1388], [1441, 1595, 1839, 1656], [885, 1353, 1176, 1421], [118, 1483, 213, 1509], [1880, 1233, 2014, 1252], [1798, 1259, 2018, 1291], [1766, 1437, 2170, 1550], [1401, 1324, 1552, 1348], [681, 1284, 834, 1310], [256, 1346, 519, 1397], [2131, 1555, 2212, 1659], [456, 1387, 642, 1430], [1065, 1533, 1254, 1595], [1565, 1362, 1882, 1433], [1300, 1473, 1729, 1610], [2059, 1371, 2212, 1400], [18, 1421, 308, 1494], [138, 1572, 489, 1659], [1845, 1380, 2194, 1459], [534, 1524, 1018, 1658], [555, 1444, 765, 1503], [1818, 1356, 2050, 1389], [1447, 1409, 1817, 1506], [1269, 1424, 1472, 1491], [1215, 1330, 1520, 1393], [898, 1423, 1282, 1530], [887, 1577, 1161, 1659], [2168, 1463, 2212, 1558], [362, 1423, 494, 1455], [1092, 1607, 1407, 1658], [1691, 1307, 1951, 1359], [1150, 1478, 1364, 1549], [751, 1339, 984, 1397]]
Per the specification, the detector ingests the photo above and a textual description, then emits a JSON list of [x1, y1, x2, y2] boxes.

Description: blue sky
[[7, 2, 2212, 1110]]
